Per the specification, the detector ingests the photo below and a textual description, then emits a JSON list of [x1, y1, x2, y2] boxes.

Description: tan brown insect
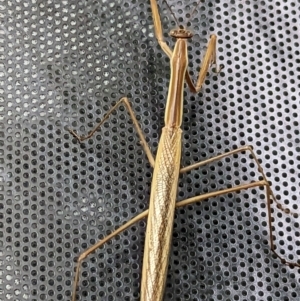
[[69, 1, 299, 300]]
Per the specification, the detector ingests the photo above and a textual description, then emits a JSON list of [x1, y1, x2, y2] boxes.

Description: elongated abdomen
[[141, 127, 182, 301]]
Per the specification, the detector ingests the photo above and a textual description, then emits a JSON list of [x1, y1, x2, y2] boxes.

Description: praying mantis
[[68, 0, 299, 300]]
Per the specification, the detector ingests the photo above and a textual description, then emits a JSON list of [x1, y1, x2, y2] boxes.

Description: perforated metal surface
[[0, 0, 300, 300]]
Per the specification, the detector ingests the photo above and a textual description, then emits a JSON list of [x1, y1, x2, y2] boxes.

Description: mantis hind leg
[[180, 145, 300, 268], [71, 181, 263, 301], [180, 145, 297, 215], [71, 178, 299, 301], [68, 97, 155, 168]]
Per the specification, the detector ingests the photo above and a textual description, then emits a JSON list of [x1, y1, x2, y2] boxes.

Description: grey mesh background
[[0, 0, 300, 300]]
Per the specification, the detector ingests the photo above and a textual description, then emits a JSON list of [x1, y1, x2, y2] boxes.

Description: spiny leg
[[68, 97, 155, 168], [185, 34, 223, 94], [149, 0, 173, 58], [71, 180, 274, 301], [149, 0, 222, 94]]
